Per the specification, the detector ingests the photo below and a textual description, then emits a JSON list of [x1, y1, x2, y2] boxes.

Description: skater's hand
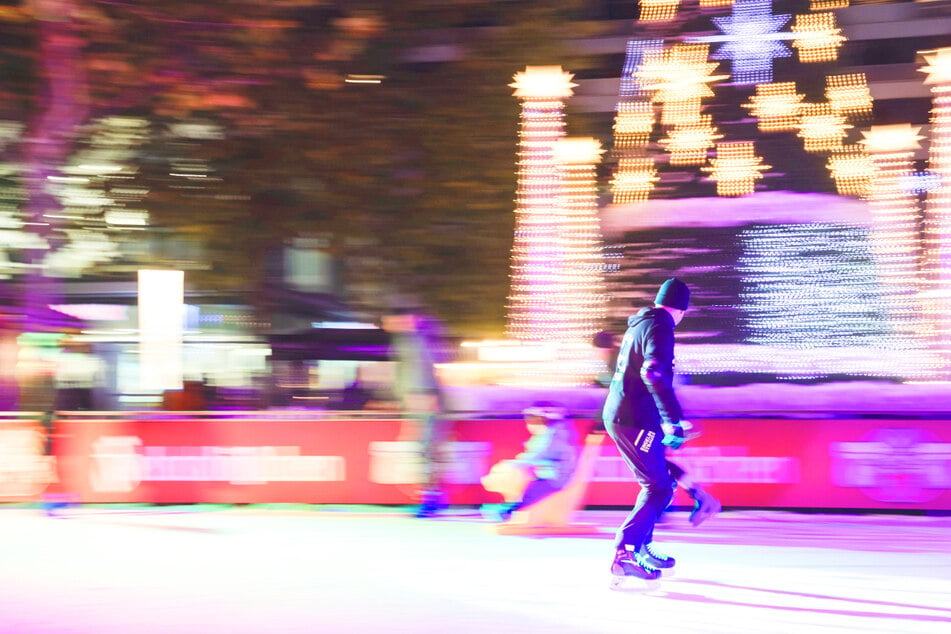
[[680, 419, 702, 441], [661, 421, 686, 449]]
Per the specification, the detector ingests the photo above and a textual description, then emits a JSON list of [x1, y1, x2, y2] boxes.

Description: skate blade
[[609, 574, 661, 592]]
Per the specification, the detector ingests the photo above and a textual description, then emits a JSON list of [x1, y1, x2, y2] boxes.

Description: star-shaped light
[[639, 0, 681, 22], [919, 47, 951, 85], [702, 141, 770, 196], [792, 12, 845, 63], [619, 39, 665, 98], [744, 81, 804, 131], [510, 66, 577, 100], [660, 116, 723, 165], [708, 0, 792, 85], [553, 137, 605, 165], [798, 103, 850, 152], [636, 44, 728, 104], [861, 124, 925, 154], [827, 146, 873, 196], [613, 101, 655, 147], [826, 74, 873, 117], [611, 158, 659, 203]]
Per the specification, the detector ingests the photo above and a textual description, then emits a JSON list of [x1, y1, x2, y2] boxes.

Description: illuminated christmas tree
[[505, 66, 577, 343], [552, 137, 608, 345], [920, 47, 951, 374]]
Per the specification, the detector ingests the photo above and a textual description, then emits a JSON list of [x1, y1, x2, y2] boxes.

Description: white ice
[[1, 506, 949, 634]]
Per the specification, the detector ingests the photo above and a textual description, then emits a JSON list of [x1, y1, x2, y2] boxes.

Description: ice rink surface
[[1, 505, 949, 634]]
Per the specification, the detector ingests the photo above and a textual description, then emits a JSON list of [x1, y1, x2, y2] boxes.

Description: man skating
[[601, 278, 703, 584]]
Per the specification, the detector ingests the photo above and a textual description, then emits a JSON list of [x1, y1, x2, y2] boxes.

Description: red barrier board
[[588, 418, 951, 511], [50, 416, 537, 505], [3, 415, 949, 511]]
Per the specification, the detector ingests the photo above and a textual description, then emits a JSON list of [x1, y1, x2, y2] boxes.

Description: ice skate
[[480, 502, 517, 522], [609, 548, 661, 591], [689, 486, 721, 526], [639, 542, 675, 569], [413, 489, 448, 518], [39, 492, 79, 518]]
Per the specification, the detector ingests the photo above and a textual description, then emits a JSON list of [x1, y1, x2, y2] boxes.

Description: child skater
[[480, 401, 579, 522]]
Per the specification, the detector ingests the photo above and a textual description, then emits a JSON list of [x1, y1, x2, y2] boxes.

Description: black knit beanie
[[655, 278, 690, 311]]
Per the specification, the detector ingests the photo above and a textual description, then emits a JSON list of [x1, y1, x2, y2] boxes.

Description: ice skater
[[601, 278, 703, 584], [480, 401, 579, 522], [382, 299, 452, 518], [594, 329, 720, 529]]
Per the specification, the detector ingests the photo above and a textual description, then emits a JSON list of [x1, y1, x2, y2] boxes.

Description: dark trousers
[[605, 420, 673, 551], [519, 477, 562, 508]]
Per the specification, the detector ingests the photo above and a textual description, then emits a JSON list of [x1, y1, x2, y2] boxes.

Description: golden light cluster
[[509, 66, 577, 100], [611, 158, 659, 204], [612, 101, 654, 148], [639, 0, 681, 22], [826, 74, 873, 117], [553, 137, 608, 346], [860, 123, 925, 154], [798, 102, 850, 152], [659, 115, 723, 165], [636, 44, 723, 101], [792, 12, 845, 63], [702, 141, 770, 197], [744, 82, 804, 132], [809, 0, 849, 10], [507, 66, 575, 344], [826, 147, 873, 196]]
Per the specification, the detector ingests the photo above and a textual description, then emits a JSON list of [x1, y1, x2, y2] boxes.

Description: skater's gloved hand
[[661, 421, 686, 449], [680, 419, 702, 441]]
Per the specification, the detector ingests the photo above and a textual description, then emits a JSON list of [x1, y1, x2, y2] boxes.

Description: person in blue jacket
[[480, 401, 579, 522]]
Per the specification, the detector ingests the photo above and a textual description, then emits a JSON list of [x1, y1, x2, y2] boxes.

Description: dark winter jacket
[[601, 308, 684, 431]]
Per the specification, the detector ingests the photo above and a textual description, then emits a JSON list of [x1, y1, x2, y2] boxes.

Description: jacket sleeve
[[639, 318, 684, 426]]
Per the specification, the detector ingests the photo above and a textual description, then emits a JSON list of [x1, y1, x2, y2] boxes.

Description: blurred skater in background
[[382, 299, 452, 518]]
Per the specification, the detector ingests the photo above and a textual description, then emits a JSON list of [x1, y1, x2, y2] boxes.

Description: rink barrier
[[1, 412, 949, 511]]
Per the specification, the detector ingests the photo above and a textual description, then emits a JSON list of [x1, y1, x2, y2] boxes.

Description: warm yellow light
[[699, 0, 734, 6], [613, 101, 654, 147], [810, 0, 848, 10], [826, 147, 873, 196], [702, 141, 770, 197], [611, 158, 659, 203], [510, 66, 577, 99], [919, 47, 951, 85], [744, 82, 804, 132], [636, 44, 727, 104], [639, 0, 681, 22], [861, 124, 925, 153], [798, 102, 850, 152], [826, 73, 873, 117], [553, 137, 605, 165], [660, 98, 703, 127], [660, 116, 723, 165], [792, 13, 845, 63]]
